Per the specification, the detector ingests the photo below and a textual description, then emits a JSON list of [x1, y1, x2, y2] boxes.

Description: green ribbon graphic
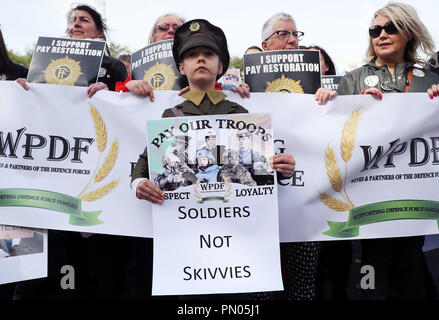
[[0, 188, 103, 226], [324, 200, 439, 238]]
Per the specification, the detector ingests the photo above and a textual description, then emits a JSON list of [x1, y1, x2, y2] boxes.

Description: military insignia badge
[[265, 74, 304, 93], [143, 61, 179, 90], [43, 56, 83, 86], [189, 22, 200, 32]]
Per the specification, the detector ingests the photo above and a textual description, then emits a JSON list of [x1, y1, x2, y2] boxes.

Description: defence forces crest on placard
[[43, 56, 83, 85], [265, 74, 304, 93], [143, 61, 179, 90]]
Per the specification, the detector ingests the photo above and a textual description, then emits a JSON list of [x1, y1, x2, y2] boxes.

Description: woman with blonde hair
[[315, 1, 439, 104], [315, 2, 439, 299]]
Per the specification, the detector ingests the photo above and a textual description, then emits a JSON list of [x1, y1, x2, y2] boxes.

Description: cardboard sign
[[0, 229, 47, 284], [147, 114, 283, 295], [218, 68, 242, 90], [131, 39, 187, 90], [27, 36, 105, 87], [244, 49, 321, 94], [322, 75, 343, 91]]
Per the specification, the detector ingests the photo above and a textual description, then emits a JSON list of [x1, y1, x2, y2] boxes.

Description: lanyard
[[381, 67, 414, 92], [405, 69, 414, 93]]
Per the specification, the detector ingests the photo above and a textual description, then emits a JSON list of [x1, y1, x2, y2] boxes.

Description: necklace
[[380, 68, 412, 92]]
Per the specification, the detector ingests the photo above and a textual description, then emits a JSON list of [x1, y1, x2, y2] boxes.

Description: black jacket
[[428, 52, 439, 76], [1, 62, 28, 80], [93, 55, 127, 91]]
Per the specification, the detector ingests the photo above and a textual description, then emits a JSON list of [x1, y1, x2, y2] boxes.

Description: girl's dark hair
[[306, 45, 336, 75], [67, 4, 108, 40], [0, 29, 13, 77]]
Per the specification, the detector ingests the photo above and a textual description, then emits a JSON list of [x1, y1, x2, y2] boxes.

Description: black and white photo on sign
[[148, 114, 275, 192], [0, 225, 44, 259], [0, 226, 47, 285]]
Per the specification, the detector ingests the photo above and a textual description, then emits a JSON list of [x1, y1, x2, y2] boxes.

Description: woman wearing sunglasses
[[315, 2, 438, 299], [124, 13, 250, 99], [315, 2, 439, 104], [122, 14, 185, 100]]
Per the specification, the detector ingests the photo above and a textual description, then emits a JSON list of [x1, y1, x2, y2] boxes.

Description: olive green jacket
[[338, 60, 439, 95], [131, 92, 248, 182]]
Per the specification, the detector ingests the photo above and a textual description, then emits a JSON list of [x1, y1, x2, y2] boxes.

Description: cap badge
[[189, 22, 200, 32]]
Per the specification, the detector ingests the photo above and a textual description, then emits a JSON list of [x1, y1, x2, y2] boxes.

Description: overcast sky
[[1, 0, 437, 73]]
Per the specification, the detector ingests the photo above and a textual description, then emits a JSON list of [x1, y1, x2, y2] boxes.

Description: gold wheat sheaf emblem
[[319, 107, 363, 212], [193, 178, 202, 200], [223, 177, 233, 199], [77, 104, 119, 201]]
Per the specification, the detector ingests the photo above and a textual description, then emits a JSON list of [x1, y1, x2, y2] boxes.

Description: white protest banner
[[1, 82, 439, 243], [236, 92, 439, 241], [0, 228, 47, 284], [0, 81, 176, 237], [146, 114, 283, 295]]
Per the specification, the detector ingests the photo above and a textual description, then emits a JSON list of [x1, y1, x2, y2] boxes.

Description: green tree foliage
[[7, 49, 33, 68], [229, 56, 243, 70], [108, 42, 131, 58]]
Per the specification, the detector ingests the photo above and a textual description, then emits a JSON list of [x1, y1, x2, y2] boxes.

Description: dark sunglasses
[[157, 24, 179, 32], [369, 21, 401, 38]]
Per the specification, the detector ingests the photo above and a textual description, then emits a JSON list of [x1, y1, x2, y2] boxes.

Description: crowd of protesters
[[1, 1, 439, 301]]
